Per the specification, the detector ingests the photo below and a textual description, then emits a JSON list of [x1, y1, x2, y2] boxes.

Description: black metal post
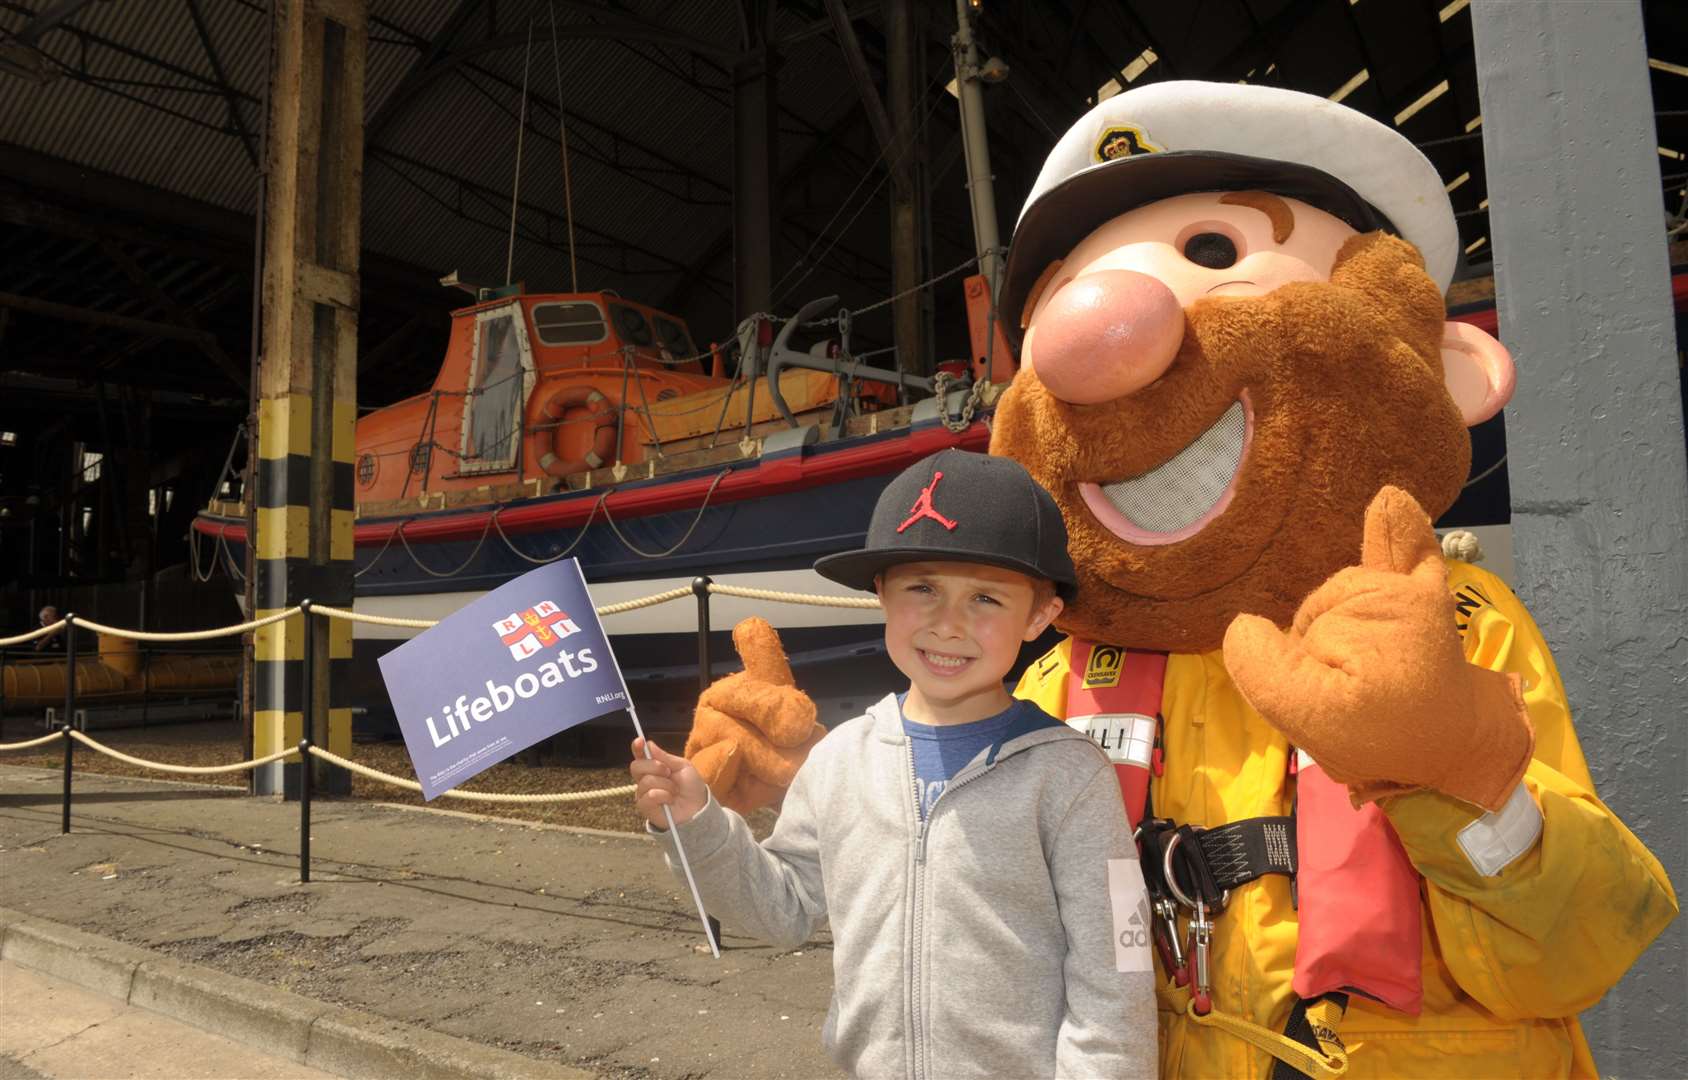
[[299, 600, 314, 799], [692, 576, 712, 694], [139, 646, 150, 727], [689, 576, 722, 945], [299, 737, 312, 883], [1, 645, 7, 739], [62, 614, 76, 834]]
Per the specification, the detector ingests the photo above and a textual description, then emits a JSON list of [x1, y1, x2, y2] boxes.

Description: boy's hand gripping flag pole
[[629, 703, 721, 959], [572, 563, 720, 959]]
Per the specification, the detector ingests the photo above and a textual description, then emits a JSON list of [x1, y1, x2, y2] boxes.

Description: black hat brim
[[1000, 150, 1397, 349], [814, 548, 1076, 600]]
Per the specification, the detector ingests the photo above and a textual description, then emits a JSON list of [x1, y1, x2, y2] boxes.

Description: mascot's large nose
[[1027, 270, 1185, 403]]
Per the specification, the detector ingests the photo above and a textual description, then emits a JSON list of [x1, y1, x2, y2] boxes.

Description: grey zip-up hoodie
[[657, 694, 1156, 1079]]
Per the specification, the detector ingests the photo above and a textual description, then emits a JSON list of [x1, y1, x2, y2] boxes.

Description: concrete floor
[[0, 765, 839, 1080], [0, 960, 339, 1080]]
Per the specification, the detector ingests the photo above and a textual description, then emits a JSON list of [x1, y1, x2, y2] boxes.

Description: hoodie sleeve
[[654, 745, 829, 950], [1048, 759, 1159, 1080]]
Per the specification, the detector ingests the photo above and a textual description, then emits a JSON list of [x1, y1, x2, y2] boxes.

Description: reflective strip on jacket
[[1013, 559, 1678, 1079]]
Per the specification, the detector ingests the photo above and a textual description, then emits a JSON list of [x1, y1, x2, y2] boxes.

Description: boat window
[[609, 302, 655, 348], [465, 312, 526, 469], [531, 301, 607, 346], [653, 315, 696, 359]]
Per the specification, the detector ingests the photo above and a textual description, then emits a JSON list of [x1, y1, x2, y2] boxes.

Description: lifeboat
[[193, 279, 1012, 731]]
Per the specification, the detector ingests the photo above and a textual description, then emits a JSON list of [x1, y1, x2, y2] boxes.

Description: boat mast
[[952, 0, 1002, 300], [505, 18, 535, 287], [547, 3, 579, 292]]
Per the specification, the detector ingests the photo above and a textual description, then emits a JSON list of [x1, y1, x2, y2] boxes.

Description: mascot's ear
[[1440, 320, 1516, 426]]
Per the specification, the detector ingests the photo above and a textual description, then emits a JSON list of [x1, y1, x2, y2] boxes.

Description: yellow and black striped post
[[252, 0, 366, 796]]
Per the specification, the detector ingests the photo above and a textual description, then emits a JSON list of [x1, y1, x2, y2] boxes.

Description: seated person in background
[[32, 606, 64, 653], [631, 449, 1156, 1080]]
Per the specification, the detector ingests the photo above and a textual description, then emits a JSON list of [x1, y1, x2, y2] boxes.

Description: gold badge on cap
[[1094, 124, 1162, 163]]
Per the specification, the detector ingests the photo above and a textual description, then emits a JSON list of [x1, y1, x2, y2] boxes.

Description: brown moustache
[[991, 232, 1470, 652]]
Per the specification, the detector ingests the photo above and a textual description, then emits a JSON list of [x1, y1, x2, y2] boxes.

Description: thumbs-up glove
[[684, 618, 825, 815], [1223, 486, 1534, 812]]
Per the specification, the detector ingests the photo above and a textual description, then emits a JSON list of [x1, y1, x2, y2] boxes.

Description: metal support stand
[[62, 616, 76, 834], [300, 600, 314, 798], [61, 723, 72, 835], [299, 737, 313, 883], [1, 646, 7, 740], [692, 576, 713, 694], [689, 576, 723, 946]]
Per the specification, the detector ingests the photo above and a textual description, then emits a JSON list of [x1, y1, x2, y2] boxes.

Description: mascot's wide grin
[[1078, 392, 1254, 545]]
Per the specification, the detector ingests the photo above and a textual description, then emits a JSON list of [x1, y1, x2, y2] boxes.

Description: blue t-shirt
[[902, 698, 1062, 819]]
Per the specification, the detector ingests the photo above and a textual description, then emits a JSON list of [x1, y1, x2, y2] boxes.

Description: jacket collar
[[866, 692, 1088, 764]]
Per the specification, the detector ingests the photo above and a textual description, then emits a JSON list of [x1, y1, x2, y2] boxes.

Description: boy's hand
[[684, 619, 825, 815], [630, 738, 710, 828]]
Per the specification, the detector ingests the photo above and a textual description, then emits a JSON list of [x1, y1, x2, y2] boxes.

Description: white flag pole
[[628, 704, 720, 959], [571, 561, 719, 958]]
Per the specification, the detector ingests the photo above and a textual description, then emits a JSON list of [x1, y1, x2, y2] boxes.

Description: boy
[[631, 449, 1156, 1079]]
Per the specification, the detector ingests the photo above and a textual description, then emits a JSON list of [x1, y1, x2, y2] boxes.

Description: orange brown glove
[[684, 618, 825, 815], [1222, 486, 1534, 811]]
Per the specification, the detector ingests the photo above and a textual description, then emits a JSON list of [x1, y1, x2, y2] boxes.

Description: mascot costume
[[683, 82, 1677, 1078]]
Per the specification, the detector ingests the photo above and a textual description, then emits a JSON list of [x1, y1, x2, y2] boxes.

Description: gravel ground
[[0, 718, 778, 836]]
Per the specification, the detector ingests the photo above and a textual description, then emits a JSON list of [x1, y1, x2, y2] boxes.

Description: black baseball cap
[[814, 449, 1077, 599]]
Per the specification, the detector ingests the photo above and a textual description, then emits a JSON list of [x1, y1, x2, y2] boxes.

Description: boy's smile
[[878, 561, 1064, 726]]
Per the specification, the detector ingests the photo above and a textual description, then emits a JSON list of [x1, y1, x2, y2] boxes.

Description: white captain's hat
[[1000, 80, 1459, 339]]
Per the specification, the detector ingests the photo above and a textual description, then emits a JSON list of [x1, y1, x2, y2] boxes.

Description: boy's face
[[877, 561, 1063, 723]]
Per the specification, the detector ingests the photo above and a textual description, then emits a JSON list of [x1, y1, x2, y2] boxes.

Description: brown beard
[[990, 232, 1471, 653]]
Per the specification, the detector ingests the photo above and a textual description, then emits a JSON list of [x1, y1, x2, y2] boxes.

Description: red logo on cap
[[898, 471, 959, 533]]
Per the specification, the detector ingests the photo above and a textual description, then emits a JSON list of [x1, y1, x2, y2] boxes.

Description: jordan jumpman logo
[[897, 471, 959, 532]]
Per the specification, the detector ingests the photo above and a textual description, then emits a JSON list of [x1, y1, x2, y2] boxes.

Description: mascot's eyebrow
[[1220, 191, 1295, 244]]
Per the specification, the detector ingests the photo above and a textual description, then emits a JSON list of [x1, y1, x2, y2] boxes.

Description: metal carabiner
[[1154, 895, 1189, 986], [1188, 896, 1214, 1016]]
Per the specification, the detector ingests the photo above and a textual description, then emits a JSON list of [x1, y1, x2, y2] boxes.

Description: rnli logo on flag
[[494, 600, 581, 661]]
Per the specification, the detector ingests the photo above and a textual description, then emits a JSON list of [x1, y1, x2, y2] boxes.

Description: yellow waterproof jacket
[[1015, 560, 1677, 1078]]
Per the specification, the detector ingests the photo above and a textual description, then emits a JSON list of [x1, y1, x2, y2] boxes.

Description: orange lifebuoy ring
[[526, 384, 619, 477]]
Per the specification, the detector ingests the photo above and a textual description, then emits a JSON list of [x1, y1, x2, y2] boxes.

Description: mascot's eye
[[1183, 232, 1238, 269]]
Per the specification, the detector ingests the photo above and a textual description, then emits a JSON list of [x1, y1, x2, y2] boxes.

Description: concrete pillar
[[1471, 4, 1687, 1075], [732, 3, 777, 322], [252, 0, 364, 795]]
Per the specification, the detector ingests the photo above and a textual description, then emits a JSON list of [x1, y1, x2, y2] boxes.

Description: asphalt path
[[0, 765, 839, 1080]]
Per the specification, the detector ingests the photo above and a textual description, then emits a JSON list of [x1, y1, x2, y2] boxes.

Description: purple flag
[[377, 559, 631, 800]]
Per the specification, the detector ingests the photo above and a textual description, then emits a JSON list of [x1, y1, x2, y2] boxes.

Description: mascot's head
[[991, 81, 1515, 652]]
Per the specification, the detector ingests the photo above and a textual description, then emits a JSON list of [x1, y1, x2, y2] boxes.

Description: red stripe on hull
[[196, 420, 990, 546]]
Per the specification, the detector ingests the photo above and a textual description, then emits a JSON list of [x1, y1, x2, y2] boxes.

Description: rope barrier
[[0, 580, 877, 646], [67, 730, 300, 774], [306, 583, 693, 630], [307, 604, 435, 629], [707, 583, 882, 609], [306, 745, 634, 803], [593, 586, 693, 616], [0, 620, 70, 648], [69, 607, 301, 642], [0, 731, 67, 752]]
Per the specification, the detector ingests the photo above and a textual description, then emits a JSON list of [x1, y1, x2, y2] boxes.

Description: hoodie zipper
[[905, 740, 925, 1080], [907, 746, 997, 1080], [902, 725, 1081, 1078]]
